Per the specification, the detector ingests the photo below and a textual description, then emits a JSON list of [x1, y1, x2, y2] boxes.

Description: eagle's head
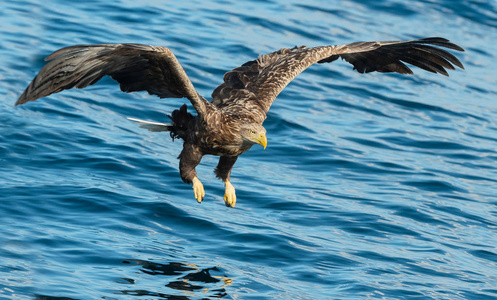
[[240, 123, 267, 149]]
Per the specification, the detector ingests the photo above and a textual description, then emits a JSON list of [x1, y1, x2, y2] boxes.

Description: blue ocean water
[[1, 0, 497, 299]]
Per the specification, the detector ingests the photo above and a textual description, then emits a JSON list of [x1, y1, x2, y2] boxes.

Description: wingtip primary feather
[[15, 87, 34, 106]]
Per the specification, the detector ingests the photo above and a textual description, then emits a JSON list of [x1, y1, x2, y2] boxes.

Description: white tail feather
[[127, 117, 171, 132]]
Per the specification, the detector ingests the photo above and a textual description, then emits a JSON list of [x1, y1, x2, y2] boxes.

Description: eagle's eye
[[249, 130, 256, 134]]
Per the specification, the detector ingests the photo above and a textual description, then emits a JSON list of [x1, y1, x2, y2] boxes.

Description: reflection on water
[[35, 296, 79, 300], [34, 259, 231, 299], [118, 259, 231, 299]]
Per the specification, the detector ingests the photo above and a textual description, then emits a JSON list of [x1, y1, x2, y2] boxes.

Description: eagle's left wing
[[211, 37, 464, 122], [16, 44, 210, 117]]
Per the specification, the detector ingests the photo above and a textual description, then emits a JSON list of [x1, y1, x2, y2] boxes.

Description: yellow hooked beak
[[257, 133, 267, 149]]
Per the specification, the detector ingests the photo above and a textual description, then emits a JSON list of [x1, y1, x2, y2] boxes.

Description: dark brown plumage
[[16, 37, 464, 207]]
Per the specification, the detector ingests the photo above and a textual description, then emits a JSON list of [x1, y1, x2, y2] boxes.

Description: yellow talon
[[224, 181, 236, 207], [192, 177, 205, 203]]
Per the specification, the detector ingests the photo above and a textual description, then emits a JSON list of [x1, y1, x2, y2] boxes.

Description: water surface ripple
[[1, 0, 497, 299]]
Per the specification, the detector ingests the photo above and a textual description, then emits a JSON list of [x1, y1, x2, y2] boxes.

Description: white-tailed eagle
[[16, 37, 464, 207]]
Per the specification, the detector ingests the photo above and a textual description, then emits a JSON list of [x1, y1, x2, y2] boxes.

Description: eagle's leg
[[179, 144, 205, 203], [214, 156, 238, 207], [191, 177, 205, 203]]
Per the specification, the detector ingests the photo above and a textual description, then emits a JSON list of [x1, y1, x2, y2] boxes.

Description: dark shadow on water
[[118, 259, 231, 299], [34, 297, 79, 300], [34, 259, 231, 300]]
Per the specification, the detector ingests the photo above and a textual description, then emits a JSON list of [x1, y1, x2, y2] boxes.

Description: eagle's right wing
[[212, 38, 464, 122]]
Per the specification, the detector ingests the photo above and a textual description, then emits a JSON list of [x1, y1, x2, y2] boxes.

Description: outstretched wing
[[16, 44, 208, 116], [211, 37, 464, 122]]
